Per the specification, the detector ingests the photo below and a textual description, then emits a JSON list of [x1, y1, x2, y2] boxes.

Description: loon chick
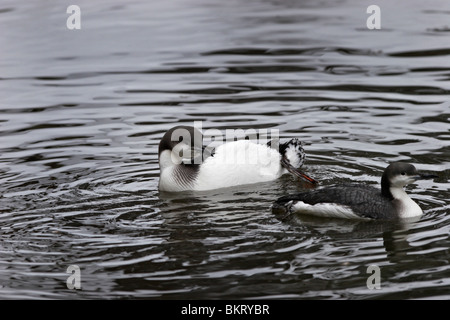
[[272, 162, 437, 220], [158, 125, 317, 192]]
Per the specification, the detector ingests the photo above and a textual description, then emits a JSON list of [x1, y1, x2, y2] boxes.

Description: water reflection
[[279, 210, 420, 255]]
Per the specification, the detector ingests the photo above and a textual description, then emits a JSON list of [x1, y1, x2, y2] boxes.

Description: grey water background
[[0, 0, 449, 299]]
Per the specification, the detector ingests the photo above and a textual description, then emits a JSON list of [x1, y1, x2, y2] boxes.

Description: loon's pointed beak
[[281, 157, 318, 185], [414, 173, 438, 180]]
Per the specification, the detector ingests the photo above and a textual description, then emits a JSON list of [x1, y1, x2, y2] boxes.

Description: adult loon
[[272, 162, 437, 220], [158, 125, 318, 192]]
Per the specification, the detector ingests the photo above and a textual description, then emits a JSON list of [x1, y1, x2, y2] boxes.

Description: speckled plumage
[[273, 184, 397, 219], [273, 162, 438, 220]]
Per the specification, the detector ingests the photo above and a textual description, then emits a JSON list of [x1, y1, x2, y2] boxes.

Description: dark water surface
[[0, 0, 449, 299]]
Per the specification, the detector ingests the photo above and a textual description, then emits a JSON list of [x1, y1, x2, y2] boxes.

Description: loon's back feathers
[[274, 184, 397, 220]]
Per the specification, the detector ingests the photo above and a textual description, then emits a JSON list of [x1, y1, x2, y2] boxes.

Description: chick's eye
[[401, 172, 406, 176]]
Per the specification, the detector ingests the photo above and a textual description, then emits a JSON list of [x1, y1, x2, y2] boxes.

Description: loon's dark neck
[[380, 172, 394, 200], [173, 163, 199, 188]]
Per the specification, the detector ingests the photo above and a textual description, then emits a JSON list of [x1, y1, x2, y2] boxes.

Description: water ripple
[[0, 0, 449, 300]]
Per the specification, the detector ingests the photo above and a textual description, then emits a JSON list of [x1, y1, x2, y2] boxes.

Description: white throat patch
[[389, 186, 423, 218]]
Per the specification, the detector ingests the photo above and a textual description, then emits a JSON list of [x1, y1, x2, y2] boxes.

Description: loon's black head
[[158, 126, 206, 169], [381, 162, 437, 199], [158, 126, 202, 155]]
